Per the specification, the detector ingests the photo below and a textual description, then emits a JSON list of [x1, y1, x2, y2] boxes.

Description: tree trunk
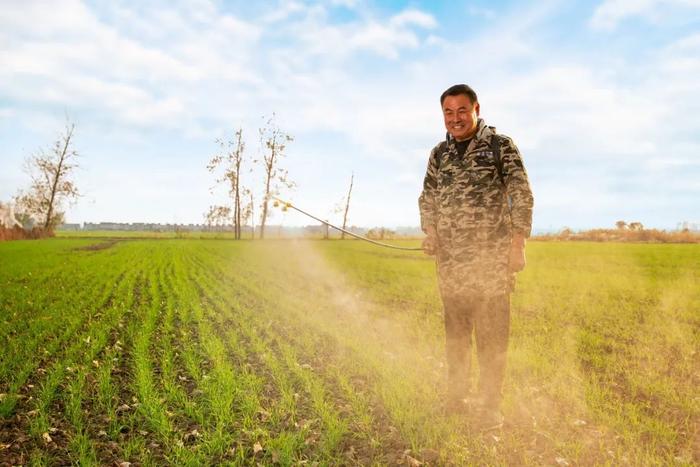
[[235, 185, 241, 240], [234, 136, 242, 240], [250, 192, 255, 240], [236, 198, 241, 239], [259, 142, 276, 239], [234, 158, 241, 240], [341, 172, 354, 240], [44, 125, 74, 230]]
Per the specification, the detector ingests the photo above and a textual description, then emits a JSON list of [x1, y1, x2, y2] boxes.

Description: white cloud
[[0, 0, 261, 129], [666, 31, 700, 51], [485, 66, 658, 157], [389, 9, 437, 29], [0, 0, 97, 38], [0, 1, 434, 137], [262, 1, 306, 23], [590, 0, 700, 30], [274, 5, 437, 60], [591, 0, 657, 30], [348, 22, 420, 58]]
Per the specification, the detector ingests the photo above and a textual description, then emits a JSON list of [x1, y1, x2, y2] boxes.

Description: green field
[[0, 238, 698, 465]]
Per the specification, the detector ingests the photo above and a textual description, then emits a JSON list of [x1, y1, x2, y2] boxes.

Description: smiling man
[[419, 84, 534, 430]]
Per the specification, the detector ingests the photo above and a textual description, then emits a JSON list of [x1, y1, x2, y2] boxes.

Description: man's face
[[442, 94, 480, 141]]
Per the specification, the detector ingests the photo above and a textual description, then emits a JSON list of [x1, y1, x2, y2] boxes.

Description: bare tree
[[14, 120, 80, 231], [257, 114, 294, 239], [615, 220, 627, 230], [208, 128, 246, 239], [340, 172, 354, 239], [242, 189, 255, 239]]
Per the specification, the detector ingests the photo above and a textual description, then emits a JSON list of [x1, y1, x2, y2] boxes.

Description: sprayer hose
[[271, 196, 425, 251]]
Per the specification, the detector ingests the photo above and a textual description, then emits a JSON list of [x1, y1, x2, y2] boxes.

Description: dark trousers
[[442, 293, 510, 408]]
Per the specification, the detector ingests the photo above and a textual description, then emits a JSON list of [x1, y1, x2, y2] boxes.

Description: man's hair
[[440, 84, 478, 106]]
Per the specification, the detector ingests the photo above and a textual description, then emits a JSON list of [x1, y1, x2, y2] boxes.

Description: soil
[[74, 239, 121, 251]]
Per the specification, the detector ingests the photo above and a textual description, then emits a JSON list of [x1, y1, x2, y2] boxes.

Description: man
[[418, 84, 533, 430]]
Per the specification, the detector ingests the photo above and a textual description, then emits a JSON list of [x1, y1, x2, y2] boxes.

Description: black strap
[[489, 134, 504, 186]]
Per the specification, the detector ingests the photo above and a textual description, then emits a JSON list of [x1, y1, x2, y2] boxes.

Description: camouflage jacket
[[418, 118, 534, 298]]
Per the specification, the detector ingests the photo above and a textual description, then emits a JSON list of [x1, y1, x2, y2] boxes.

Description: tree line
[[3, 115, 354, 240]]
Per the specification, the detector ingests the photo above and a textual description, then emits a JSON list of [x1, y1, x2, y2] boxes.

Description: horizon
[[2, 0, 699, 231], [55, 220, 699, 235]]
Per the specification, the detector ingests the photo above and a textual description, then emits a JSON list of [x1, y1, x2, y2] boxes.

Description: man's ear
[[475, 102, 480, 116]]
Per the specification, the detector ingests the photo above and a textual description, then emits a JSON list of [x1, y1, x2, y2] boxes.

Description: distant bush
[[0, 226, 53, 241], [366, 227, 395, 240], [534, 228, 700, 243]]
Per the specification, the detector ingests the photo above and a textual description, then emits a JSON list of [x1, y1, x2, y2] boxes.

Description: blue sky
[[1, 0, 699, 231]]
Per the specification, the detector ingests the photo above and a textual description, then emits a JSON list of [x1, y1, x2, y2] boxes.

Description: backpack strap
[[490, 133, 512, 209], [489, 134, 505, 186], [434, 135, 449, 172]]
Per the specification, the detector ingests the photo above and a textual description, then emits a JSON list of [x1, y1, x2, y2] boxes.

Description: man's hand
[[509, 233, 526, 272], [422, 226, 438, 256]]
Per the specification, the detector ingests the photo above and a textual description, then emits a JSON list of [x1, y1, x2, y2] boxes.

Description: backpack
[[437, 132, 505, 186]]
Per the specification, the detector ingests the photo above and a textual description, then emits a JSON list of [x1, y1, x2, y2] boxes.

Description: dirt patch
[[74, 239, 121, 251], [0, 412, 31, 466]]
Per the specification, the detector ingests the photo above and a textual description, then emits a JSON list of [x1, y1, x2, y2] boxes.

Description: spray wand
[[271, 196, 424, 251]]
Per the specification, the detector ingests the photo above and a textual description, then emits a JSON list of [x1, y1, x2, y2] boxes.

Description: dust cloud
[[241, 239, 699, 464], [267, 238, 445, 389]]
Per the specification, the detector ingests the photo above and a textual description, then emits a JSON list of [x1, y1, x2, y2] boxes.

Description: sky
[[1, 0, 699, 231]]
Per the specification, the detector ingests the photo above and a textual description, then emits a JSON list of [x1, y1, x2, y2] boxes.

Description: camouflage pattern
[[419, 118, 534, 298], [442, 293, 510, 405]]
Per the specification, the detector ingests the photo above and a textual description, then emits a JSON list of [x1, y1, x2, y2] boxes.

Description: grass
[[0, 237, 698, 465]]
